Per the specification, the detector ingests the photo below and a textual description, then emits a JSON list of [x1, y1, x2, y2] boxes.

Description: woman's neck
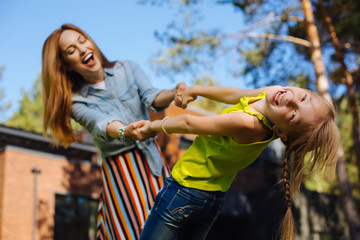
[[82, 68, 104, 84]]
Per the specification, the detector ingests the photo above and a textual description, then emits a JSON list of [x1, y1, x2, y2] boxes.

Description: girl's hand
[[175, 81, 186, 94], [175, 86, 197, 109], [140, 121, 159, 137], [126, 120, 156, 141]]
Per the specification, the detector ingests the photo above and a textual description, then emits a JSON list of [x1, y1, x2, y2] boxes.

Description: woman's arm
[[152, 81, 186, 108], [176, 85, 272, 108], [72, 102, 151, 142], [127, 60, 186, 110]]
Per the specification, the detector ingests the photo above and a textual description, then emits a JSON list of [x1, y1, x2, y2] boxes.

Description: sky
[[0, 0, 245, 121]]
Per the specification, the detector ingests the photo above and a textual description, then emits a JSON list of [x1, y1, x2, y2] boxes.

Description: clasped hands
[[126, 83, 196, 141]]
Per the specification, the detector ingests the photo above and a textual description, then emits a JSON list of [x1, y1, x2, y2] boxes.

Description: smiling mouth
[[82, 53, 94, 64], [274, 91, 286, 106]]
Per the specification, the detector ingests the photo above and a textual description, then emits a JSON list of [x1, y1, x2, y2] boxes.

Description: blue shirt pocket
[[119, 83, 142, 117], [87, 102, 114, 114]]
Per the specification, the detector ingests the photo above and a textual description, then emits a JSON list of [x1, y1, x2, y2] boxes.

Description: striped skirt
[[96, 142, 170, 240]]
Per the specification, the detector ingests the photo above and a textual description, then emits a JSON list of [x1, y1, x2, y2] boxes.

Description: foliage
[[6, 75, 44, 133], [188, 75, 228, 114], [143, 0, 359, 93], [6, 75, 84, 135], [147, 1, 318, 90]]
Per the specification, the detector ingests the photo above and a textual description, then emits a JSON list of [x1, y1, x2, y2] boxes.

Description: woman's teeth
[[83, 53, 93, 63]]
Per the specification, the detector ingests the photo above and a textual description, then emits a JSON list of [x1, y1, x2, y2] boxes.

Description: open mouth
[[82, 53, 94, 64], [274, 91, 286, 106]]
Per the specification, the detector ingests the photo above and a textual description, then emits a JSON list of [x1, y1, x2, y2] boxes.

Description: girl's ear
[[273, 125, 287, 141]]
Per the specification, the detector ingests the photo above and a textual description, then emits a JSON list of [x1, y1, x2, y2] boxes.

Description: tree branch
[[171, 14, 309, 49], [239, 32, 311, 47]]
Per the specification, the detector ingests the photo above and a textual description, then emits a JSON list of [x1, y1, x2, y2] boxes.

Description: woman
[[41, 23, 185, 240], [130, 85, 340, 240]]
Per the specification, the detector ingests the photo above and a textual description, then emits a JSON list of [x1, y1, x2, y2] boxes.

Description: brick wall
[[0, 146, 100, 240], [0, 150, 5, 239]]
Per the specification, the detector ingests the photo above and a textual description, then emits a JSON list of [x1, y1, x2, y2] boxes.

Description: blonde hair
[[41, 23, 114, 146], [279, 94, 341, 240]]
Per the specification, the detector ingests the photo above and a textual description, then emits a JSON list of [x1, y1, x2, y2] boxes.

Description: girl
[[41, 24, 186, 240], [129, 85, 340, 240]]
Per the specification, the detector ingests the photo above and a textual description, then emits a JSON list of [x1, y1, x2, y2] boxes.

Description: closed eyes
[[78, 35, 86, 43], [65, 35, 87, 55], [66, 47, 75, 55]]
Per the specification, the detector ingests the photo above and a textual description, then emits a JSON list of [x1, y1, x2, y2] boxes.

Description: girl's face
[[58, 29, 102, 83], [264, 86, 327, 141]]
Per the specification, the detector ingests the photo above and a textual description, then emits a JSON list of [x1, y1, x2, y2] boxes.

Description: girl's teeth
[[275, 91, 285, 105]]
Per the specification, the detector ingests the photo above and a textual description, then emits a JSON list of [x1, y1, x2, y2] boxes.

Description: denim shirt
[[71, 60, 167, 176]]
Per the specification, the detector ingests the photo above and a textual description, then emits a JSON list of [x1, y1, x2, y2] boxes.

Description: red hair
[[41, 24, 114, 146]]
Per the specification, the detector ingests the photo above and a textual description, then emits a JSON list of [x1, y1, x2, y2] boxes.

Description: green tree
[[6, 75, 44, 133], [6, 75, 83, 136]]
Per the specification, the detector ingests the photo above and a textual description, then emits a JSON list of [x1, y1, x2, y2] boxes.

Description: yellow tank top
[[172, 92, 277, 192]]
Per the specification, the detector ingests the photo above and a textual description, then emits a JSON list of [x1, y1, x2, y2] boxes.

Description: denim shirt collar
[[78, 68, 115, 97]]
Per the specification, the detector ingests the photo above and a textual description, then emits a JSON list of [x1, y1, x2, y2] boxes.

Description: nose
[[285, 92, 296, 106], [78, 45, 87, 56]]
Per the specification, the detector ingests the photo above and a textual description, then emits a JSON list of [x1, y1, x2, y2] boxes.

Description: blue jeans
[[140, 176, 226, 240]]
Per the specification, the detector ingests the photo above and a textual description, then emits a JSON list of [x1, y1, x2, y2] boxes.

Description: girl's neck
[[249, 98, 267, 118]]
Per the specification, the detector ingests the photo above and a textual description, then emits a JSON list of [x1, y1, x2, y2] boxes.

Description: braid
[[283, 153, 292, 209], [280, 150, 295, 240]]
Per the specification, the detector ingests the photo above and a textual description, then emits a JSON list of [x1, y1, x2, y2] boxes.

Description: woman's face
[[58, 29, 102, 83], [264, 86, 327, 140]]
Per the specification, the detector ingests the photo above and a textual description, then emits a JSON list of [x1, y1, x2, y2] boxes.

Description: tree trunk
[[316, 1, 360, 239], [300, 0, 332, 102], [301, 0, 360, 239], [336, 153, 360, 240]]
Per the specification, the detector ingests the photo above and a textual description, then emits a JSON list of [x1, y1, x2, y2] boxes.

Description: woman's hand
[[125, 120, 158, 141]]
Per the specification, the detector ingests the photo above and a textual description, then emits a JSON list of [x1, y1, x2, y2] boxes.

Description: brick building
[[0, 104, 348, 240]]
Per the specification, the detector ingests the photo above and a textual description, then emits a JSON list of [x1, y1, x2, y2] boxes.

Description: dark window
[[54, 193, 98, 240]]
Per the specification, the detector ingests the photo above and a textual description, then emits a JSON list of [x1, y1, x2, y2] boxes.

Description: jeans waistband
[[167, 176, 226, 200]]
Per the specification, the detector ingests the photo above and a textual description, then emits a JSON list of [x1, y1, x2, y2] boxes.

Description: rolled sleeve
[[72, 102, 121, 142], [127, 60, 167, 112]]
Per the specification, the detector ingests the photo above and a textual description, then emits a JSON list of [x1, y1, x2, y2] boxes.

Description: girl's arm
[[176, 85, 272, 108], [140, 113, 269, 144], [107, 120, 153, 141]]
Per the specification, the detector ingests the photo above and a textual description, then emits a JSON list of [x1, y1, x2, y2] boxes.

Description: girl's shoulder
[[228, 112, 273, 144]]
